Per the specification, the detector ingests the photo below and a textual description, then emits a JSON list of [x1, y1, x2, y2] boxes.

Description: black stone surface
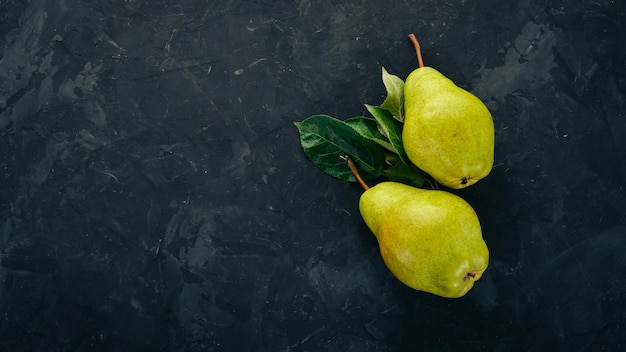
[[1, 1, 625, 351]]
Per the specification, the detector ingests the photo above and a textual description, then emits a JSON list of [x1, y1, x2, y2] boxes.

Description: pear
[[403, 34, 494, 189], [359, 181, 489, 298]]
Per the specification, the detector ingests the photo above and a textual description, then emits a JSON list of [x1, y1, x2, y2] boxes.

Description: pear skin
[[403, 67, 495, 189], [359, 181, 489, 298]]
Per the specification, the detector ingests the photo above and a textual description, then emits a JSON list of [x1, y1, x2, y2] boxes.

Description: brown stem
[[341, 156, 370, 191], [408, 33, 424, 68]]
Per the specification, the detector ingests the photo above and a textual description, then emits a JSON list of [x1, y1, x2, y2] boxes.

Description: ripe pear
[[359, 181, 489, 298], [403, 35, 494, 189]]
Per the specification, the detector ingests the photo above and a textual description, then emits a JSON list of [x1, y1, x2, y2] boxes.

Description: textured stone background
[[1, 0, 625, 351]]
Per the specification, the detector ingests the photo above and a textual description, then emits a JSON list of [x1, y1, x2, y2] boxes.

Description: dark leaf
[[295, 115, 385, 182], [365, 105, 412, 165], [345, 116, 394, 152], [384, 163, 426, 188]]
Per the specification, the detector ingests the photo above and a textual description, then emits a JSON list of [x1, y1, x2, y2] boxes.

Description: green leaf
[[384, 163, 426, 188], [380, 67, 405, 122], [384, 151, 400, 166], [295, 115, 385, 182], [365, 105, 411, 165], [345, 116, 394, 152]]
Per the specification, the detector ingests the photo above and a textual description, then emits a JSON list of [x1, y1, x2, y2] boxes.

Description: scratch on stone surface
[[95, 30, 126, 54], [165, 29, 177, 54], [249, 58, 267, 67], [233, 58, 268, 76], [96, 169, 120, 183], [285, 326, 325, 351]]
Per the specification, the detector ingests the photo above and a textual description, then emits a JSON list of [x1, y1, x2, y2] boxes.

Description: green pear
[[403, 35, 494, 189], [359, 181, 489, 298]]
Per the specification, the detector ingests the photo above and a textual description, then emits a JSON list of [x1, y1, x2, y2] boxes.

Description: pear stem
[[341, 156, 370, 191], [408, 33, 425, 68]]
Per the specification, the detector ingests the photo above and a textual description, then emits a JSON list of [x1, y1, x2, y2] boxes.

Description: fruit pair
[[356, 34, 494, 298]]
